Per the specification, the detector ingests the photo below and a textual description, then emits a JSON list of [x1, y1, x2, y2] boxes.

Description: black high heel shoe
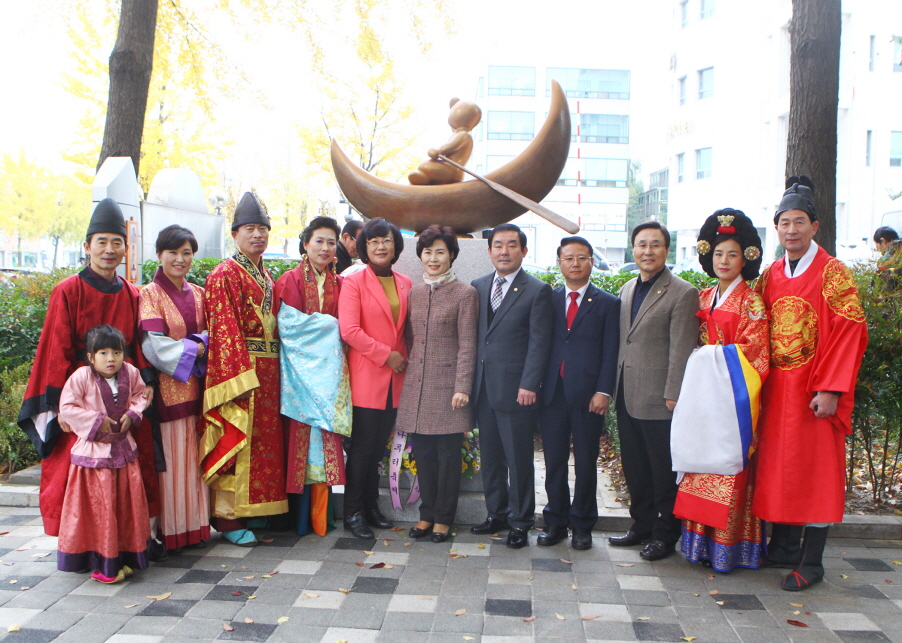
[[409, 524, 433, 539], [430, 528, 450, 543]]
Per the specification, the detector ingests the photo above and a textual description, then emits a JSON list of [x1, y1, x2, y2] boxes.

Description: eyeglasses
[[366, 238, 395, 248], [634, 243, 665, 251], [558, 256, 592, 265]]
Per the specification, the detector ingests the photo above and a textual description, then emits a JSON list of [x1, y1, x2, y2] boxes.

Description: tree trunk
[[786, 0, 841, 256], [96, 0, 159, 177]]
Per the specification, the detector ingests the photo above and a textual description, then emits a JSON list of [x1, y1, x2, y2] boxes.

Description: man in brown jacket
[[608, 220, 699, 561]]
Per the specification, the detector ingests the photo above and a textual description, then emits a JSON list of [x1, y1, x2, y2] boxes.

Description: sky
[[0, 0, 672, 198]]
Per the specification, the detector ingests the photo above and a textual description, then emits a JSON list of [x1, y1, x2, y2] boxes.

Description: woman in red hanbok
[[673, 209, 770, 572]]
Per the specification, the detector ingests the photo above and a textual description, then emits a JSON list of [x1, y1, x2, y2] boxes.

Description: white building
[[471, 64, 632, 269], [661, 0, 902, 264]]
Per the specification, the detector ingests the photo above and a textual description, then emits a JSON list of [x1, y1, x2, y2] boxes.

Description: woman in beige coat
[[396, 225, 478, 543]]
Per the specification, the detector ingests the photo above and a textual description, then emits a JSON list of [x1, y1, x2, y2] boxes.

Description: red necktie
[[560, 291, 579, 377]]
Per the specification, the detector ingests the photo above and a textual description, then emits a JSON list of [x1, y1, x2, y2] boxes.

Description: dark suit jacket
[[542, 283, 621, 409], [471, 269, 553, 413]]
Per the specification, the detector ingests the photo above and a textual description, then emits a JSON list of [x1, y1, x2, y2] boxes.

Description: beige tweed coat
[[396, 278, 478, 435]]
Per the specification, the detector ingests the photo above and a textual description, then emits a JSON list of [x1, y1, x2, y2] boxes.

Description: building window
[[546, 68, 630, 99], [866, 130, 872, 167], [696, 147, 712, 179], [698, 67, 713, 99], [582, 158, 629, 188], [869, 35, 876, 72], [488, 66, 535, 96], [556, 157, 580, 187], [579, 114, 629, 144], [676, 153, 685, 183], [891, 132, 902, 166], [678, 77, 686, 105], [700, 0, 714, 19], [487, 112, 534, 141], [895, 37, 902, 72], [680, 0, 688, 28]]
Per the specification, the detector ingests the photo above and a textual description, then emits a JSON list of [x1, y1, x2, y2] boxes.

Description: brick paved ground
[[0, 508, 901, 642]]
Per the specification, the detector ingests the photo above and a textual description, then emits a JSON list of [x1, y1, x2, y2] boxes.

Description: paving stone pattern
[[2, 509, 902, 641]]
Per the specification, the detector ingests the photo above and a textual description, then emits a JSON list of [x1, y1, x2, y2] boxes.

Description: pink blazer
[[339, 265, 411, 410]]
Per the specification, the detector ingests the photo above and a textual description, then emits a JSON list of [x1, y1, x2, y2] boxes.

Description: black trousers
[[615, 388, 681, 545], [413, 432, 463, 525], [475, 391, 537, 530], [344, 402, 396, 518], [539, 378, 605, 531]]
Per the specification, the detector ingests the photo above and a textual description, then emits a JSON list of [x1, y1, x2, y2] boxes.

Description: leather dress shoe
[[364, 508, 393, 529], [537, 524, 567, 547], [608, 530, 652, 547], [148, 538, 169, 562], [409, 524, 433, 539], [470, 517, 510, 535], [506, 527, 529, 549], [571, 529, 593, 550], [640, 540, 675, 561], [344, 512, 375, 539], [431, 529, 450, 543]]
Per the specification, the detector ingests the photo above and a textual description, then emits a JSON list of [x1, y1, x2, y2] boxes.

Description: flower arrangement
[[379, 429, 481, 479]]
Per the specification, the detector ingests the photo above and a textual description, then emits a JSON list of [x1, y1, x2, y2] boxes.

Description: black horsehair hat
[[696, 208, 763, 281], [774, 175, 817, 224], [86, 198, 127, 240], [232, 191, 272, 231]]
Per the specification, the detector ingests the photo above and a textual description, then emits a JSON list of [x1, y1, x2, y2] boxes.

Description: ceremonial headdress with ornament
[[774, 175, 816, 224], [696, 208, 763, 280]]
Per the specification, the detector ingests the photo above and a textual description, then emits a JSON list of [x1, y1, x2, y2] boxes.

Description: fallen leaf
[[335, 640, 348, 643], [304, 592, 319, 598], [246, 595, 256, 600], [242, 575, 255, 580], [339, 587, 355, 594], [555, 613, 566, 620], [571, 584, 578, 591], [355, 562, 365, 567], [888, 579, 894, 584], [637, 616, 650, 621], [244, 618, 254, 624], [259, 538, 274, 543], [260, 574, 272, 579], [0, 532, 8, 536], [147, 592, 171, 601], [477, 543, 485, 549], [419, 596, 431, 600], [463, 638, 475, 641], [391, 527, 404, 532], [364, 550, 375, 555], [383, 538, 396, 541], [789, 603, 804, 607], [268, 570, 279, 575], [450, 549, 457, 552], [123, 604, 138, 609], [523, 615, 536, 622], [709, 590, 719, 596], [793, 610, 801, 615], [582, 615, 600, 621], [560, 558, 572, 564], [223, 622, 234, 632], [30, 553, 50, 558], [277, 616, 289, 624], [241, 566, 248, 569], [894, 561, 902, 566], [310, 538, 317, 541], [454, 608, 466, 616], [231, 591, 242, 596], [489, 536, 502, 541], [7, 580, 15, 584], [840, 574, 849, 579], [616, 563, 634, 567], [707, 574, 716, 581], [787, 619, 808, 627], [693, 593, 700, 597], [715, 601, 725, 606], [840, 552, 847, 555], [681, 638, 697, 642], [404, 542, 411, 547], [19, 587, 29, 591], [384, 540, 391, 546], [7, 625, 19, 633], [370, 562, 386, 569], [221, 565, 229, 568], [384, 564, 394, 569]]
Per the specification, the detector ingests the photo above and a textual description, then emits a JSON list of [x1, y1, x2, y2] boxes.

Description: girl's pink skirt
[[57, 461, 150, 577]]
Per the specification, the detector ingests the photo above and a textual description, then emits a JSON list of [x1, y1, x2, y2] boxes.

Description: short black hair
[[556, 235, 593, 258], [155, 225, 198, 255], [299, 216, 341, 255], [416, 225, 460, 263], [874, 226, 899, 244], [487, 223, 527, 249], [631, 220, 671, 250], [84, 324, 127, 356], [341, 220, 364, 238], [85, 232, 127, 247], [357, 218, 404, 264]]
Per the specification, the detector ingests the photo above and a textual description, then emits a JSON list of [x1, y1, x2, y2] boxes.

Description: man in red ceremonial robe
[[753, 176, 868, 591], [200, 192, 287, 547], [18, 198, 161, 544]]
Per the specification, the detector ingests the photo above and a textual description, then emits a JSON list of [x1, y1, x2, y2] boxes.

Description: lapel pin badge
[[657, 290, 662, 294], [588, 298, 593, 302], [514, 287, 518, 291]]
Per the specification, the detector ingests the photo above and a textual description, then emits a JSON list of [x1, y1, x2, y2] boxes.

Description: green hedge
[[141, 258, 300, 287]]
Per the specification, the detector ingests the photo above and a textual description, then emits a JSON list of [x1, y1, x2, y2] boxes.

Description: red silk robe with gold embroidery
[[200, 253, 287, 519], [753, 245, 867, 524]]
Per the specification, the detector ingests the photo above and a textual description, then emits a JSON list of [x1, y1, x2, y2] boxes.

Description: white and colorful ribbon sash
[[389, 429, 420, 509]]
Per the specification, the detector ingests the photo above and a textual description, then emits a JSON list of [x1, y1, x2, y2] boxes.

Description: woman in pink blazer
[[338, 218, 411, 539]]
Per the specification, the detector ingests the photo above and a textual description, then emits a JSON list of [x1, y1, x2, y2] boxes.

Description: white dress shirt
[[492, 267, 522, 302]]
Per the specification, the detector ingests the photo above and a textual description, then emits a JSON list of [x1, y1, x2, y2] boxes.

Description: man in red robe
[[18, 198, 161, 545], [200, 192, 287, 546], [753, 176, 868, 591]]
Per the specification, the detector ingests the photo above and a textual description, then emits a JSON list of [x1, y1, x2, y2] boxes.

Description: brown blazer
[[615, 269, 699, 421], [396, 278, 478, 435]]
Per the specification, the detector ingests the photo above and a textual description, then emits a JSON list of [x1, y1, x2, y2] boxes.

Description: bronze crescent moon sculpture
[[330, 80, 572, 234]]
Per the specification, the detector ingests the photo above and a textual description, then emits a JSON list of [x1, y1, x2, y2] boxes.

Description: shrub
[[142, 258, 300, 287], [0, 362, 39, 476]]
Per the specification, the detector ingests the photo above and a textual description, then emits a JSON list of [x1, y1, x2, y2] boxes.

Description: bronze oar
[[437, 154, 579, 234]]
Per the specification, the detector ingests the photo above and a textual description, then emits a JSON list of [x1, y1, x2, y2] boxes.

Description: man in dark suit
[[537, 236, 620, 550], [335, 219, 363, 274], [471, 223, 553, 549], [609, 220, 699, 561]]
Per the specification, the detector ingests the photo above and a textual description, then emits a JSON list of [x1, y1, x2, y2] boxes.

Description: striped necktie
[[491, 275, 505, 312]]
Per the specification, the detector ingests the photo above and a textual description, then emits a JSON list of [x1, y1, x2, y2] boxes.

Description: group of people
[[17, 175, 867, 592]]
